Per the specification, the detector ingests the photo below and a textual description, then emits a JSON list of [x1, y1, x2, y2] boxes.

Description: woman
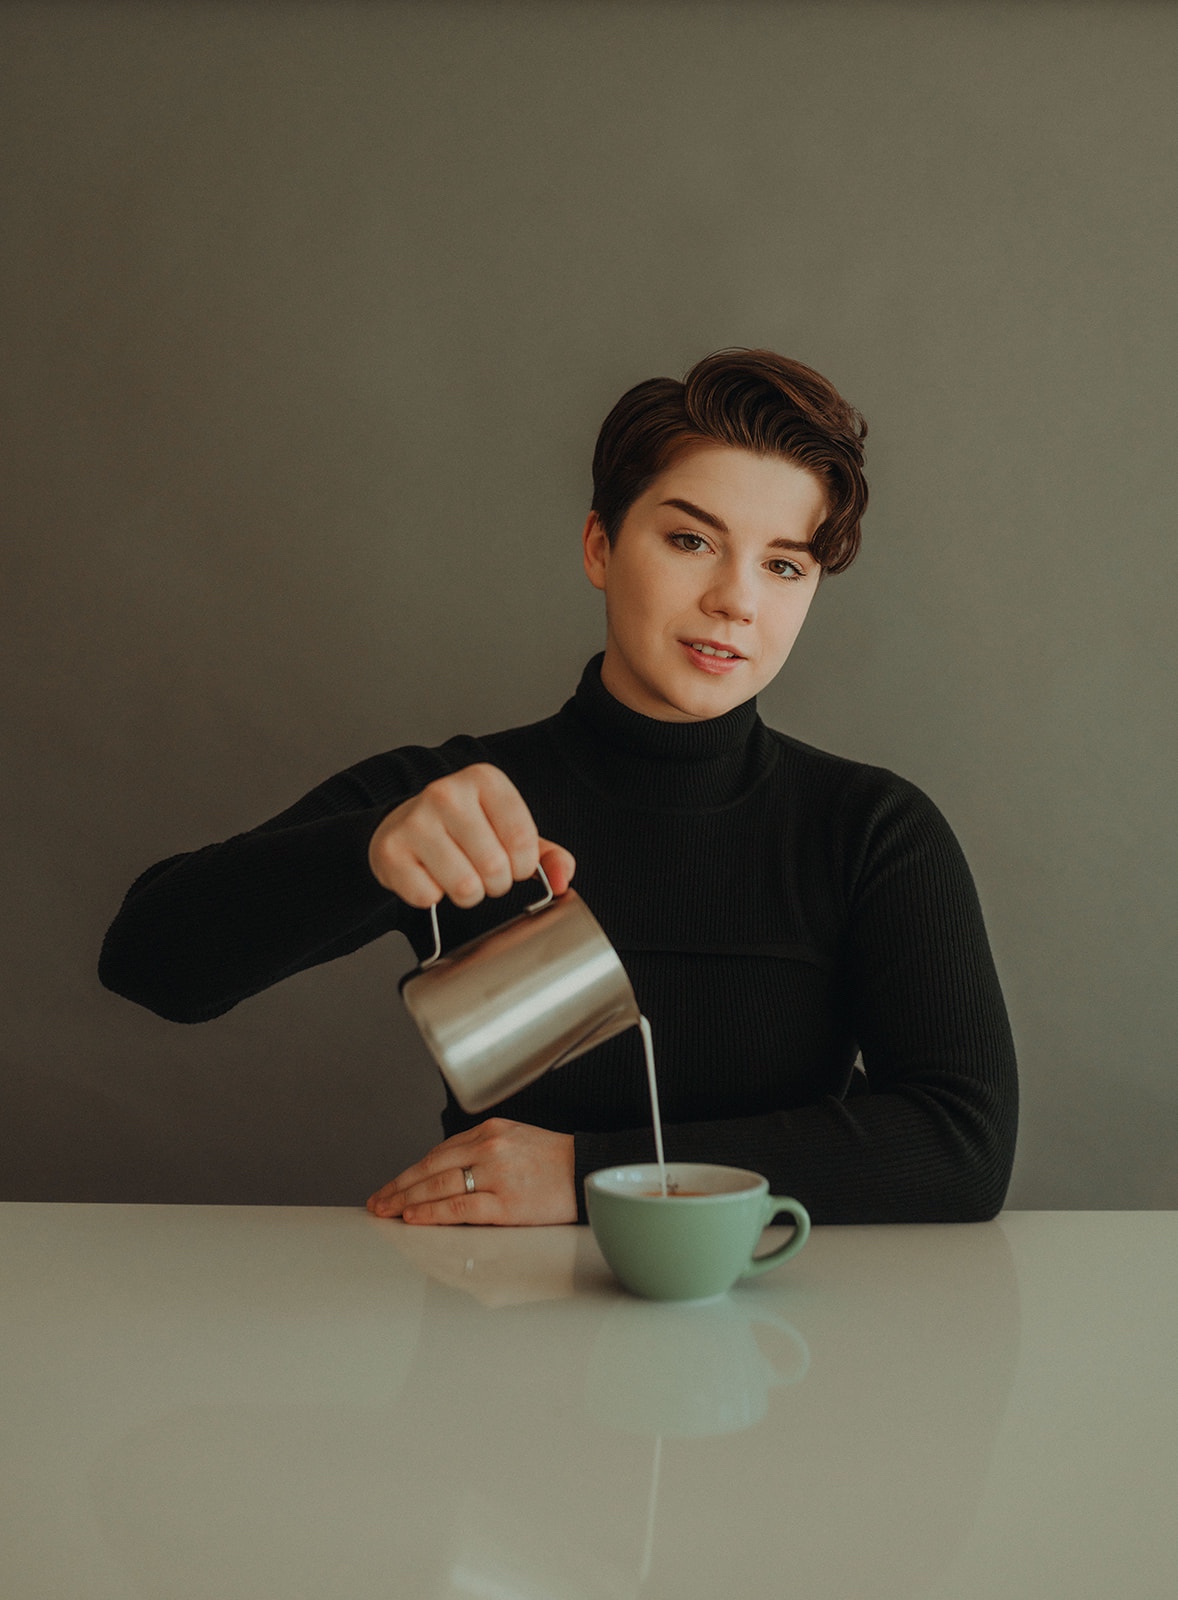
[[99, 349, 1018, 1226]]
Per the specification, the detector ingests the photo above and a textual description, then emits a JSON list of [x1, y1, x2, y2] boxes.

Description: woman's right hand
[[367, 763, 575, 909]]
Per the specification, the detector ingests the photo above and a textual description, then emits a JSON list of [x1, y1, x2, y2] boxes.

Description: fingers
[[414, 817, 508, 909], [421, 769, 521, 903], [368, 764, 571, 909], [367, 1119, 577, 1227], [367, 1126, 483, 1217], [396, 1191, 494, 1226], [537, 839, 576, 896], [369, 1164, 493, 1225], [372, 1160, 467, 1214], [474, 767, 545, 886]]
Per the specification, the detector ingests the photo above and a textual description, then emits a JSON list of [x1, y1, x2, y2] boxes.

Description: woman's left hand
[[366, 1118, 577, 1226]]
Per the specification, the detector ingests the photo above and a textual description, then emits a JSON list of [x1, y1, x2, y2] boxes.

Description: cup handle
[[420, 863, 555, 969], [739, 1195, 811, 1279]]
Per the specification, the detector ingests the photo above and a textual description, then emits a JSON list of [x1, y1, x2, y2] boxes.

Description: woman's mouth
[[679, 639, 745, 674]]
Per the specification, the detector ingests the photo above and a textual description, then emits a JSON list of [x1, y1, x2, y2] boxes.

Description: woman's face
[[583, 445, 828, 722]]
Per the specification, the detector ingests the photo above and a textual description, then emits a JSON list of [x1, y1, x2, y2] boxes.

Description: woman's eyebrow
[[659, 497, 813, 553], [660, 496, 728, 532]]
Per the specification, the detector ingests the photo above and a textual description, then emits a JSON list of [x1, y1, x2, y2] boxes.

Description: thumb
[[537, 840, 576, 895]]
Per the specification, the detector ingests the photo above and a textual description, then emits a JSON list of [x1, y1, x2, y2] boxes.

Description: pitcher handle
[[420, 863, 555, 970]]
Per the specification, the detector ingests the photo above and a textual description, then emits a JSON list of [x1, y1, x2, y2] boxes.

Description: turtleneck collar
[[550, 654, 778, 811]]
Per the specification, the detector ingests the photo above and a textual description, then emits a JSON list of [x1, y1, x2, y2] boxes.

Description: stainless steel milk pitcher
[[399, 866, 641, 1114]]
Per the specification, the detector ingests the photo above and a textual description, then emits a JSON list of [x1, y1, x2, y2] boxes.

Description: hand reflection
[[382, 1217, 583, 1306]]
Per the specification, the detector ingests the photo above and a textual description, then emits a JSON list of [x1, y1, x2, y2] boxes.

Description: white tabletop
[[2, 1205, 1175, 1599]]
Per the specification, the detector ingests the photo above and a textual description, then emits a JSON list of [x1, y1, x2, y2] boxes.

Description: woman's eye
[[669, 532, 709, 553], [767, 559, 804, 580]]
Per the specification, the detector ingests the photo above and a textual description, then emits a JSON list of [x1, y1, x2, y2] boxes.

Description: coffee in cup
[[585, 1162, 810, 1302]]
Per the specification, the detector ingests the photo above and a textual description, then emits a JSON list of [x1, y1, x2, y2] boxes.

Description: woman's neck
[[550, 655, 776, 811]]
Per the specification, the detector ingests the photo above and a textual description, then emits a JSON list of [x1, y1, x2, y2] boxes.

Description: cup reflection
[[585, 1294, 810, 1438]]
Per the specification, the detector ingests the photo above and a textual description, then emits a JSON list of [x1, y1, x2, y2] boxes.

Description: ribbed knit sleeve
[[98, 739, 485, 1022], [572, 772, 1017, 1225]]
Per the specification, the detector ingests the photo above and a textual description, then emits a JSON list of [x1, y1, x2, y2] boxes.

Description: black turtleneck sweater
[[99, 656, 1018, 1224]]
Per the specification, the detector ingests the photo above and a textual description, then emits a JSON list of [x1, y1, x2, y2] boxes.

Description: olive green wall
[[3, 1, 1175, 1206]]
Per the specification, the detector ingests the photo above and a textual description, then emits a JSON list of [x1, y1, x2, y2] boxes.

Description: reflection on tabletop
[[386, 1211, 589, 1305], [390, 1214, 814, 1433], [44, 1215, 1018, 1600]]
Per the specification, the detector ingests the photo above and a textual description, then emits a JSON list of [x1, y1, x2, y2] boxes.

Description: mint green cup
[[585, 1163, 811, 1303]]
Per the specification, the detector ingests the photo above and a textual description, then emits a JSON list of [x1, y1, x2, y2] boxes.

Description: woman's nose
[[702, 561, 756, 622]]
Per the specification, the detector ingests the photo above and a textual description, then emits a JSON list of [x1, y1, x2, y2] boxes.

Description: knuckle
[[502, 823, 537, 859], [386, 801, 427, 844], [462, 763, 499, 793], [470, 846, 511, 882], [381, 794, 413, 826], [368, 829, 398, 872], [481, 767, 525, 811], [428, 782, 466, 823]]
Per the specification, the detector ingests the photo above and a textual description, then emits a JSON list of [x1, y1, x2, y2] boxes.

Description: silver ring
[[462, 1166, 476, 1195]]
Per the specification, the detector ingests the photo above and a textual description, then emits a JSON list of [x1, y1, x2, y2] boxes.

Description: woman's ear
[[582, 511, 610, 592]]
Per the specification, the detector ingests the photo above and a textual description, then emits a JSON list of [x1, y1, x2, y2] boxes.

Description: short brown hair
[[590, 348, 868, 573]]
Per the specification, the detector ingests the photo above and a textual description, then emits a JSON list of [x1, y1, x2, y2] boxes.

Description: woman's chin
[[601, 649, 762, 722], [651, 675, 754, 723]]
